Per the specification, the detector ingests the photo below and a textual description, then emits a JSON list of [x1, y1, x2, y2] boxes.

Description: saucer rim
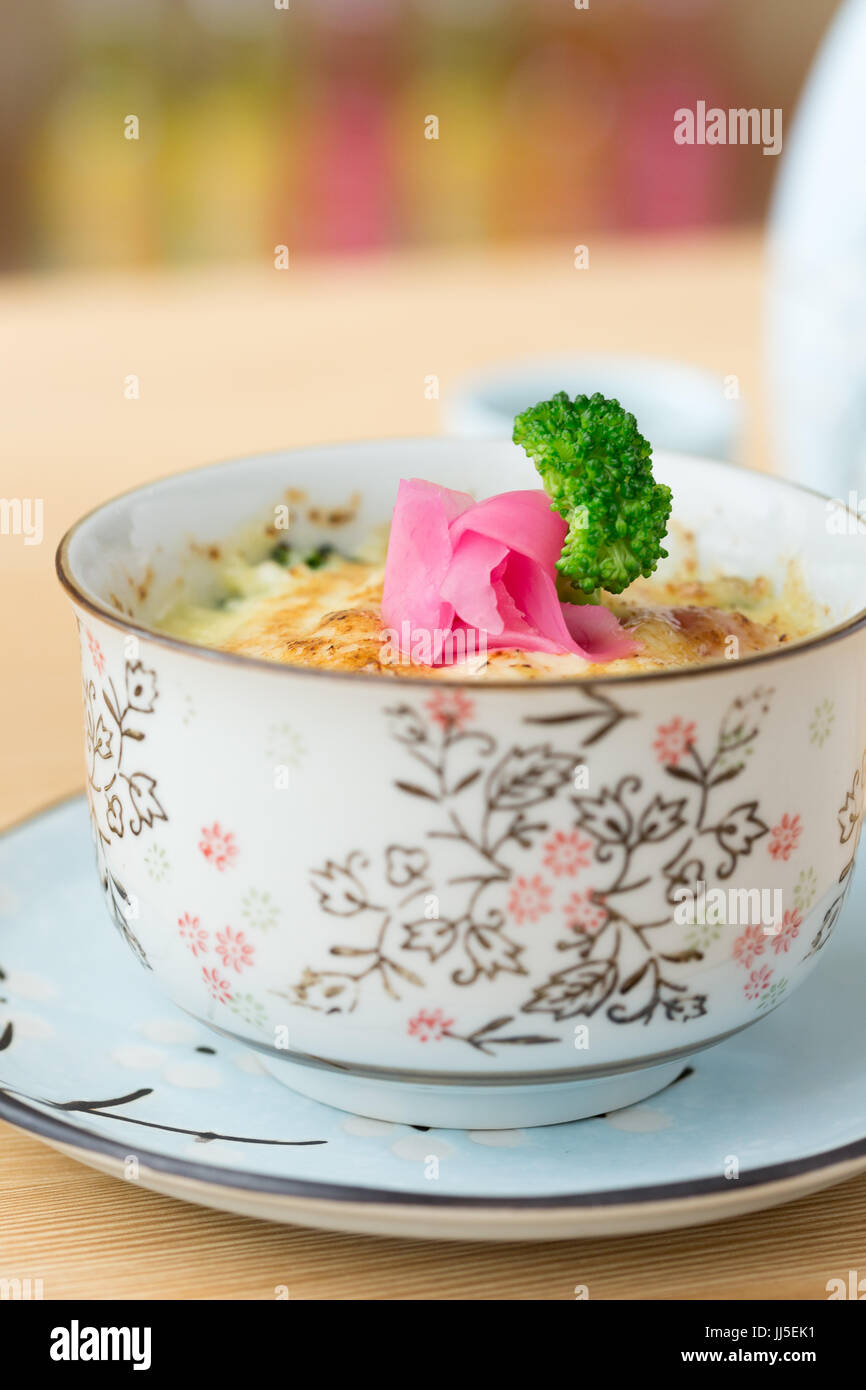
[[3, 1082, 866, 1212], [2, 794, 866, 1219]]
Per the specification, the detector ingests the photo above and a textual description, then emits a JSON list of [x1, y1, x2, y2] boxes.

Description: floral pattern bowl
[[56, 440, 866, 1127]]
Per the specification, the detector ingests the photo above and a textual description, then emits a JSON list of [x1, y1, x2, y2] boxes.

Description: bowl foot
[[258, 1054, 690, 1129]]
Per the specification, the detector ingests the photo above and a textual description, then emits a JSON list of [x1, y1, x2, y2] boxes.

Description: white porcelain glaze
[[57, 441, 866, 1126], [445, 355, 742, 461]]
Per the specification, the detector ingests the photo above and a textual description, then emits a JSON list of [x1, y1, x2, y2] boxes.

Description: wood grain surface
[[2, 1123, 866, 1299], [2, 231, 863, 1299]]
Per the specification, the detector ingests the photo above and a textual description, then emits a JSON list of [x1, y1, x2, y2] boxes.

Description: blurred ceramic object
[[767, 0, 866, 501], [444, 355, 742, 461]]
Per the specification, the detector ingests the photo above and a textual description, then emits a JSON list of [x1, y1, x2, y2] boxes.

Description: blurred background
[[0, 0, 840, 271]]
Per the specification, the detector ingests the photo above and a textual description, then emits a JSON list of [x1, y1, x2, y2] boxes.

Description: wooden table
[[2, 230, 863, 1299]]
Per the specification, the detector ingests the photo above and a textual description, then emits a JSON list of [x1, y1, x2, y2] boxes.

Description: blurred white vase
[[768, 0, 866, 504]]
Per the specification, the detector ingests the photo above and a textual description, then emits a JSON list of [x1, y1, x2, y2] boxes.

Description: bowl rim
[[56, 437, 866, 690], [449, 352, 739, 412]]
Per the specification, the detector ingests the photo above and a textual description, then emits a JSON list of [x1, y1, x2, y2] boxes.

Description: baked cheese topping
[[156, 550, 823, 679]]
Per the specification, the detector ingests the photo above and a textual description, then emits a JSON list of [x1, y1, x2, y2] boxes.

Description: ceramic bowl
[[57, 440, 866, 1127], [444, 355, 743, 460]]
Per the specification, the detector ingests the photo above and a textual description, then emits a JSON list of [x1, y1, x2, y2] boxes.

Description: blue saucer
[[1, 797, 864, 1241]]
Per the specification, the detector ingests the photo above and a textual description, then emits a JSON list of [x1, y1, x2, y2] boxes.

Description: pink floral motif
[[425, 689, 475, 731], [744, 964, 773, 1000], [508, 874, 552, 925], [407, 1008, 454, 1042], [770, 909, 801, 955], [768, 813, 802, 862], [202, 966, 232, 1004], [564, 888, 608, 935], [198, 822, 238, 871], [653, 717, 696, 767], [215, 926, 255, 973], [86, 629, 105, 675], [178, 912, 208, 958], [732, 923, 765, 970], [543, 830, 593, 877]]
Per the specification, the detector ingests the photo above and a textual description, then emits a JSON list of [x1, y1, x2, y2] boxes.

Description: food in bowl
[[157, 537, 818, 679], [156, 395, 822, 679], [56, 416, 866, 1127]]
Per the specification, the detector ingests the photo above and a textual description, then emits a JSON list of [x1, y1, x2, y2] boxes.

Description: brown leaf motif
[[293, 969, 360, 1014], [125, 661, 158, 713], [523, 959, 618, 1020], [385, 703, 428, 747], [310, 855, 370, 917], [715, 801, 768, 866], [574, 788, 633, 845], [127, 773, 167, 835], [838, 768, 863, 844], [106, 795, 124, 838], [486, 745, 574, 811], [637, 794, 688, 843], [93, 716, 113, 760], [661, 991, 708, 1023], [85, 652, 167, 853], [385, 846, 429, 886], [403, 917, 457, 961], [294, 687, 785, 1046], [455, 925, 526, 985]]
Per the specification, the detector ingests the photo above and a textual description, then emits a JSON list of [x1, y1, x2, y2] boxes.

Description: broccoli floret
[[268, 541, 338, 570], [268, 540, 294, 567], [512, 390, 672, 598], [303, 543, 335, 570]]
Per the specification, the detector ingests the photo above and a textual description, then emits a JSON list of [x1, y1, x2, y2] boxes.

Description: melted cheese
[[157, 555, 823, 679]]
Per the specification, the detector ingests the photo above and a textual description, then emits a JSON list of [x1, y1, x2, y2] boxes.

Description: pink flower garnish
[[381, 480, 637, 666]]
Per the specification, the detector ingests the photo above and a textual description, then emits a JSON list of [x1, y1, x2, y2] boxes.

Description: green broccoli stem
[[555, 574, 600, 606]]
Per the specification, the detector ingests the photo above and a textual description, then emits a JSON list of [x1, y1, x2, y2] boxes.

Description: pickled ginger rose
[[381, 479, 637, 666]]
